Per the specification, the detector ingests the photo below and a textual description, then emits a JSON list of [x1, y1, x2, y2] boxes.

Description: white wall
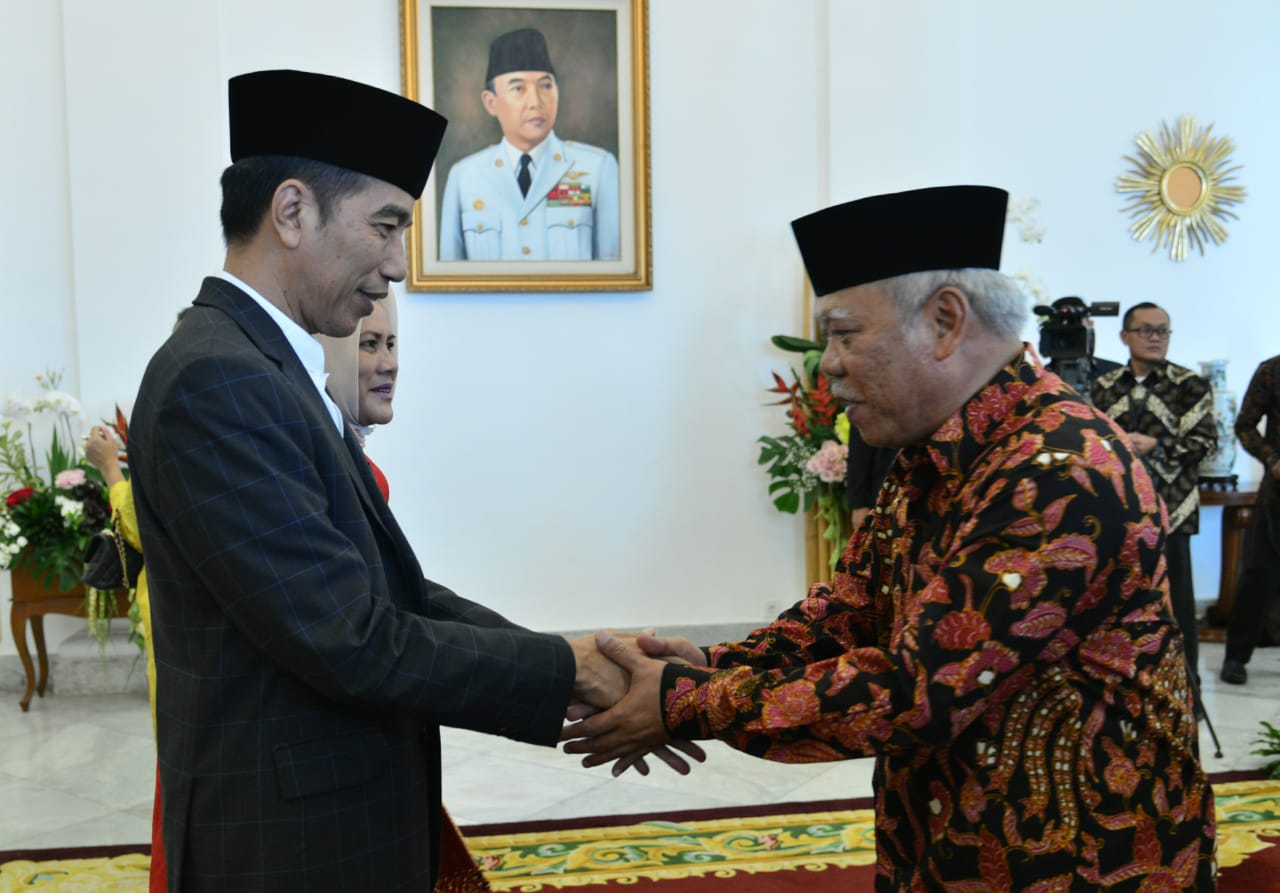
[[2, 0, 1277, 657], [1, 0, 822, 655], [826, 0, 1280, 599]]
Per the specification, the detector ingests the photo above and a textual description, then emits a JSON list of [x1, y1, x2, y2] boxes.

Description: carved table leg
[[11, 603, 35, 712], [32, 615, 49, 698]]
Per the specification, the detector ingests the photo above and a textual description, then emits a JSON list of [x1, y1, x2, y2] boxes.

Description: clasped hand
[[564, 630, 706, 777]]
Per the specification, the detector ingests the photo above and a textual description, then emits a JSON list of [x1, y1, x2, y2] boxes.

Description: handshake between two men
[[565, 631, 709, 776]]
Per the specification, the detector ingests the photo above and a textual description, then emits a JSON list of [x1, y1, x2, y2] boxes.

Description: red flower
[[6, 487, 34, 508]]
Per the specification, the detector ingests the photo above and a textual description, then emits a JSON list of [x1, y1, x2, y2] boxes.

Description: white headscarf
[[315, 288, 399, 445]]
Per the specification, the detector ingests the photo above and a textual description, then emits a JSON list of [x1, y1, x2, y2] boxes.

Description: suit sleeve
[[424, 583, 531, 632], [439, 164, 465, 260], [594, 151, 620, 260], [148, 355, 574, 744]]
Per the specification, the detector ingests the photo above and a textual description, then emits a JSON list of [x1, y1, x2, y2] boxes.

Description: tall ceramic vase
[[1198, 359, 1239, 479]]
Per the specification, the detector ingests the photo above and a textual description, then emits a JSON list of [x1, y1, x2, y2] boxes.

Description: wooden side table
[[1198, 481, 1258, 642], [9, 569, 129, 711]]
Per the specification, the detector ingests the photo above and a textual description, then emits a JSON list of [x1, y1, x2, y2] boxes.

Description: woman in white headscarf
[[318, 289, 399, 498]]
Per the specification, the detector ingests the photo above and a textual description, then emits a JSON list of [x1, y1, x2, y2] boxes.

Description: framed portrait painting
[[400, 0, 651, 292]]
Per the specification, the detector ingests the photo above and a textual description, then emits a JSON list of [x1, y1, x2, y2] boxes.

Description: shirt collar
[[502, 133, 553, 173], [214, 271, 344, 434], [911, 347, 1076, 498], [1125, 360, 1167, 383]]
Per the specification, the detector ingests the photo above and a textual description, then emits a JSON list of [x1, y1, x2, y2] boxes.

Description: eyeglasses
[[1124, 326, 1172, 340]]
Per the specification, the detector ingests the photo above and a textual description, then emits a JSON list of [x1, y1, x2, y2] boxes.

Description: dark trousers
[[1166, 532, 1199, 685], [1225, 506, 1280, 665]]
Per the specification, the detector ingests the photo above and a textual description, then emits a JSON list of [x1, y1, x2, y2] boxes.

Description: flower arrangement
[[757, 335, 850, 571], [0, 372, 110, 592]]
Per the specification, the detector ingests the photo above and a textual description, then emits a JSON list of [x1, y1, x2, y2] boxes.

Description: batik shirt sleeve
[[660, 369, 1171, 765]]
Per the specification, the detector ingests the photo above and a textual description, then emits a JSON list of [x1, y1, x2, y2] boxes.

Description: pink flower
[[805, 440, 848, 483], [55, 469, 86, 489]]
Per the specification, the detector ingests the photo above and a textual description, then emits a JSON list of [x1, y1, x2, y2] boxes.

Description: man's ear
[[923, 286, 968, 360], [269, 179, 311, 249], [481, 90, 498, 118]]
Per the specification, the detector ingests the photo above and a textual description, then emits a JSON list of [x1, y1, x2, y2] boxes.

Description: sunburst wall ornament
[[1116, 114, 1246, 262]]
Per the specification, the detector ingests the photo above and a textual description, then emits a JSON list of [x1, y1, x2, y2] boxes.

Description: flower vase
[[806, 504, 836, 585], [805, 495, 848, 585], [1198, 359, 1239, 479]]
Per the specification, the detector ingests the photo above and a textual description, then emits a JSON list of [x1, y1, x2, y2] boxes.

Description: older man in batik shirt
[[564, 187, 1215, 891], [1092, 303, 1215, 689]]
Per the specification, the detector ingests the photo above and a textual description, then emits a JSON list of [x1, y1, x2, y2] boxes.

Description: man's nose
[[383, 236, 408, 283], [819, 344, 842, 377]]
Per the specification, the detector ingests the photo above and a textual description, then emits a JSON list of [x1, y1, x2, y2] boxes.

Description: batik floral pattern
[[661, 355, 1215, 891]]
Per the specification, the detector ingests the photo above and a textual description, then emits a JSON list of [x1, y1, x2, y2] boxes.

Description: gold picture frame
[[1116, 115, 1247, 263], [400, 0, 651, 292]]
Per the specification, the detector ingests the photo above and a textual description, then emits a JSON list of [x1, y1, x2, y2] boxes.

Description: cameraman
[[1043, 296, 1121, 404]]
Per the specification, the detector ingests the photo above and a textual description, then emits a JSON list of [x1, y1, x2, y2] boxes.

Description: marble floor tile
[[5, 640, 1280, 851], [0, 776, 117, 849], [6, 805, 152, 850]]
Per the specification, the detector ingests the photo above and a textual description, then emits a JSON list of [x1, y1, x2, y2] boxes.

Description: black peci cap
[[790, 186, 1008, 296], [228, 69, 448, 199], [486, 28, 556, 83]]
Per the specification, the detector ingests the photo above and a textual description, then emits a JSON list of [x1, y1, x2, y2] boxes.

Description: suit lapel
[[195, 278, 394, 540], [194, 277, 296, 369]]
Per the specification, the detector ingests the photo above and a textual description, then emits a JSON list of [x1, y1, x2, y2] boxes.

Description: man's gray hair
[[875, 269, 1028, 340]]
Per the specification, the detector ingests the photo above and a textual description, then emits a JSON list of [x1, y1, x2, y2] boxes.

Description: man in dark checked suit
[[128, 70, 642, 892]]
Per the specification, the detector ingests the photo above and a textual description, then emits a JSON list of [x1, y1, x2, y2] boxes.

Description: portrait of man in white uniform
[[437, 26, 620, 262]]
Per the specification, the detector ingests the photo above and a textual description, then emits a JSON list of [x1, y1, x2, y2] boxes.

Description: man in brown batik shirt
[[1222, 354, 1280, 684]]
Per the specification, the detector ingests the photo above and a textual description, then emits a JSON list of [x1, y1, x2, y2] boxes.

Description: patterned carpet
[[2, 779, 1278, 890]]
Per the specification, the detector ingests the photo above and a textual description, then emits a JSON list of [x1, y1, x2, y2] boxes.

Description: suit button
[[476, 223, 484, 232], [521, 246, 531, 255], [520, 218, 528, 226], [473, 199, 485, 210], [494, 158, 504, 168], [568, 219, 575, 228]]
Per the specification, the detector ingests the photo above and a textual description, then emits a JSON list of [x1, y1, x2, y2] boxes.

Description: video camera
[[1033, 298, 1119, 361]]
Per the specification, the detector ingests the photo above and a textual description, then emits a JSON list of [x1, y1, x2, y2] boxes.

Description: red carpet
[[459, 774, 1280, 891]]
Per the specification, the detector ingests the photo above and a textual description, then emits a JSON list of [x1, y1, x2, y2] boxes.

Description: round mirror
[[1161, 163, 1207, 214]]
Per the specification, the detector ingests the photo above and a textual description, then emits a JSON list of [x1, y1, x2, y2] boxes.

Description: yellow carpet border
[[2, 780, 1277, 890]]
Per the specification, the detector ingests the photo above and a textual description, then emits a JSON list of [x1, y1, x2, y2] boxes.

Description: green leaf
[[803, 350, 823, 384], [773, 491, 800, 514], [771, 334, 823, 353]]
